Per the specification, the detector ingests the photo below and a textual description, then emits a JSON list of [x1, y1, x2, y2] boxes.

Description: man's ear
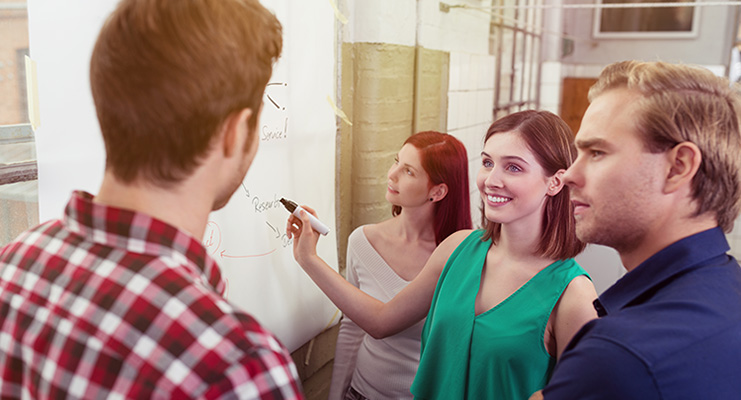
[[221, 108, 253, 157], [547, 169, 566, 196], [664, 141, 701, 193], [429, 183, 449, 203]]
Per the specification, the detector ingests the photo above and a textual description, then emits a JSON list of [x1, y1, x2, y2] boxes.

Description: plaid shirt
[[0, 191, 304, 399]]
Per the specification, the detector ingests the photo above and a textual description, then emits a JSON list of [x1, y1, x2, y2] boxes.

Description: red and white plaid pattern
[[0, 191, 303, 399]]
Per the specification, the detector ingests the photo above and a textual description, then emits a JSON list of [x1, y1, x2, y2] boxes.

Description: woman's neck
[[496, 219, 546, 263], [391, 204, 437, 243]]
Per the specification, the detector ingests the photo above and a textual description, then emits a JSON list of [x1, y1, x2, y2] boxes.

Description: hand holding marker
[[280, 198, 330, 236]]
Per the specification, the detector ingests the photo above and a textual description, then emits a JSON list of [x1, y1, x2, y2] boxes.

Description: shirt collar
[[63, 190, 225, 294], [597, 227, 730, 316]]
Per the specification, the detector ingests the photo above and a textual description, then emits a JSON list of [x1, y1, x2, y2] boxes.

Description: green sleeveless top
[[411, 230, 589, 400]]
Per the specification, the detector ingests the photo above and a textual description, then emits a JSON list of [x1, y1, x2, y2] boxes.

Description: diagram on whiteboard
[[31, 0, 341, 352], [261, 82, 289, 142], [204, 182, 294, 260], [202, 33, 341, 349]]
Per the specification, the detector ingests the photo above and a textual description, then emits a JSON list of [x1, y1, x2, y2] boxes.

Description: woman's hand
[[285, 204, 321, 266]]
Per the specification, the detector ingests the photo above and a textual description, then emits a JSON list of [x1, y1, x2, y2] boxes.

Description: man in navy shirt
[[536, 61, 741, 399]]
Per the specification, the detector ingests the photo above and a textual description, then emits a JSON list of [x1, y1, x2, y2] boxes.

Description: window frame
[[0, 124, 37, 185], [491, 0, 543, 119], [592, 0, 700, 39]]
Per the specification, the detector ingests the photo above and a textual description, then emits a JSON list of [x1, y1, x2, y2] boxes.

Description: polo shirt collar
[[596, 227, 730, 316]]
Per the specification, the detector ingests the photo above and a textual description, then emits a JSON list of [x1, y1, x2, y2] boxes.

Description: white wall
[[559, 0, 736, 67], [417, 0, 492, 54], [342, 0, 416, 45], [417, 0, 495, 228]]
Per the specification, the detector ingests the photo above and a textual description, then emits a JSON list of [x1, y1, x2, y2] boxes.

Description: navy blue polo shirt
[[543, 227, 741, 399]]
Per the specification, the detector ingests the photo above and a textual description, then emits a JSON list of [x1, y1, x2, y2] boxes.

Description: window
[[490, 0, 543, 119], [0, 0, 38, 246], [593, 0, 699, 39]]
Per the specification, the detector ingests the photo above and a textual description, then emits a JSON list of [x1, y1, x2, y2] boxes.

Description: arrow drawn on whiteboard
[[220, 248, 276, 259], [266, 221, 294, 248], [266, 221, 280, 238], [265, 82, 287, 110]]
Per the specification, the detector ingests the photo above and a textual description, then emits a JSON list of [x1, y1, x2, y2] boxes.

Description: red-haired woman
[[329, 131, 472, 399], [288, 111, 598, 400]]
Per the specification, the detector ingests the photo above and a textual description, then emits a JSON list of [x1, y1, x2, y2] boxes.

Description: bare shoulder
[[562, 275, 598, 303], [551, 274, 598, 357], [553, 274, 598, 329], [359, 220, 392, 244], [557, 275, 598, 318], [437, 229, 475, 253], [425, 229, 475, 271], [360, 221, 382, 236], [404, 229, 476, 298]]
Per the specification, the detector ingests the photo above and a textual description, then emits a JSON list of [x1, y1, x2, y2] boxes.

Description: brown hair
[[590, 61, 741, 232], [90, 0, 282, 185], [481, 110, 585, 260]]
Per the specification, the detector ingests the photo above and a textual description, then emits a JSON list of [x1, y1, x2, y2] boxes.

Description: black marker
[[280, 198, 330, 236]]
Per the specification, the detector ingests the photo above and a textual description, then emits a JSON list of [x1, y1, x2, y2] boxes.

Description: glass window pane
[[492, 0, 542, 114], [530, 37, 541, 100], [0, 180, 38, 246], [517, 0, 527, 29], [534, 0, 543, 30], [0, 1, 37, 248], [498, 27, 515, 105], [523, 33, 534, 105], [0, 1, 30, 126], [513, 31, 524, 104], [526, 0, 537, 29], [0, 142, 35, 163], [502, 0, 517, 26]]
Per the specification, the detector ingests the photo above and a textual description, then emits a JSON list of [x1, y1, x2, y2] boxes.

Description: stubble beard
[[575, 211, 649, 256]]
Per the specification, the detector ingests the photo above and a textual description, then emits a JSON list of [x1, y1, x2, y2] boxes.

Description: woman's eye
[[590, 150, 605, 158], [482, 159, 493, 168], [506, 164, 522, 172], [406, 168, 414, 176]]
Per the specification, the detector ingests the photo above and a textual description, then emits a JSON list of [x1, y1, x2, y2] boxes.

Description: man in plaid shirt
[[0, 0, 303, 398]]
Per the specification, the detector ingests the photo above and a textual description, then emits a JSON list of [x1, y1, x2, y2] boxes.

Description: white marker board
[[29, 0, 340, 352]]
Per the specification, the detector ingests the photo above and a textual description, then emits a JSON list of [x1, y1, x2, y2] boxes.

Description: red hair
[[392, 131, 472, 245]]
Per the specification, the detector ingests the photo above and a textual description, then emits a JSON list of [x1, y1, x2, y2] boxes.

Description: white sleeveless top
[[328, 226, 425, 400]]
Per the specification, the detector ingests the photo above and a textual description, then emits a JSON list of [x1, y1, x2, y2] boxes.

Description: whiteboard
[[29, 0, 340, 352]]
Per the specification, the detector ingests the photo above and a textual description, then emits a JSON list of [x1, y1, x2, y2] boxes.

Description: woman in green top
[[288, 110, 598, 399]]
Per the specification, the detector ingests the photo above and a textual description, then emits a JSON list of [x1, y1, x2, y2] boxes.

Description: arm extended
[[286, 206, 466, 338]]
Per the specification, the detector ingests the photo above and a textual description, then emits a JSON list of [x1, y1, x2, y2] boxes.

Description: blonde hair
[[590, 61, 741, 232]]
